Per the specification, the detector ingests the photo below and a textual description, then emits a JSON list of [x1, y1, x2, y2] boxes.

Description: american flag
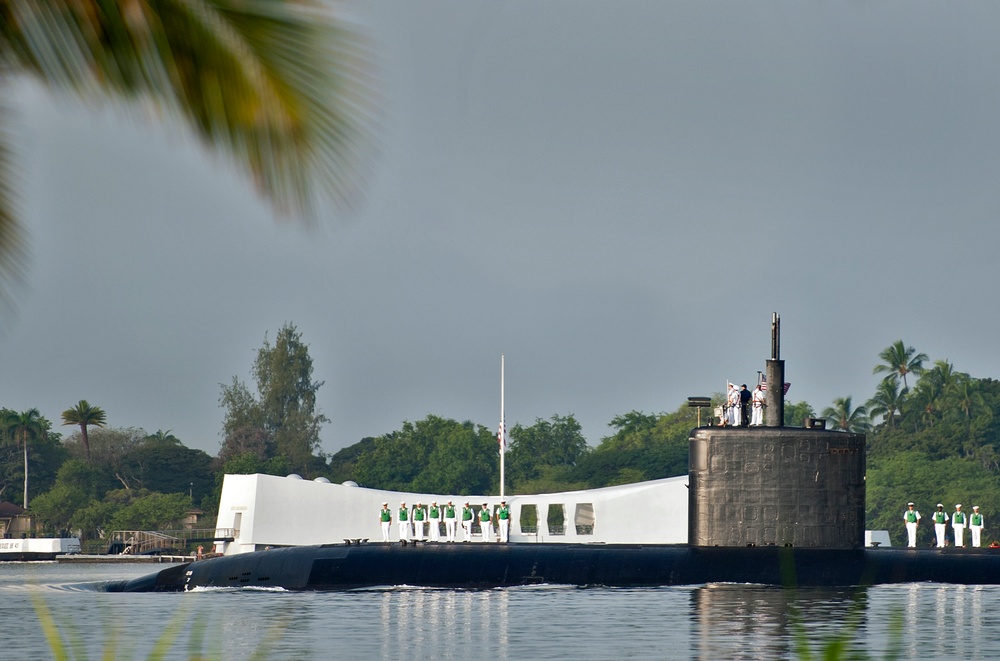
[[497, 419, 507, 454], [760, 376, 791, 395]]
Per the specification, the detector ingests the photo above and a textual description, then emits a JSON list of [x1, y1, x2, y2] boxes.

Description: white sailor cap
[[956, 504, 962, 508], [974, 505, 980, 509], [907, 502, 914, 506], [937, 503, 944, 507]]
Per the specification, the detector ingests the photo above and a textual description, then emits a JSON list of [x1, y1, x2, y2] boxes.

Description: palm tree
[[821, 396, 869, 433], [2, 408, 45, 509], [61, 400, 107, 462], [146, 429, 180, 445], [0, 0, 375, 303], [872, 340, 928, 390], [951, 379, 988, 421], [866, 379, 907, 430], [906, 375, 945, 431]]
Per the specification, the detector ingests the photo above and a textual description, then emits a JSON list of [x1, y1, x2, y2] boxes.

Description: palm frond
[[0, 0, 378, 303]]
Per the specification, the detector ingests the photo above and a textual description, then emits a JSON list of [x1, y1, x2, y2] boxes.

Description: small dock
[[57, 554, 195, 564]]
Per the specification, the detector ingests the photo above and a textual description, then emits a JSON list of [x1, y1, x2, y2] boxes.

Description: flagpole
[[500, 354, 505, 501]]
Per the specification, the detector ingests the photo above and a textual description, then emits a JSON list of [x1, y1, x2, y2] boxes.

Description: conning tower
[[688, 314, 866, 549]]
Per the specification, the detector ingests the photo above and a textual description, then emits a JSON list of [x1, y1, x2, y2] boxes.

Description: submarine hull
[[104, 543, 1000, 592]]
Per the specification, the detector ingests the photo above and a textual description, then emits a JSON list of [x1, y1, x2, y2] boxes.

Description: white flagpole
[[500, 354, 505, 501]]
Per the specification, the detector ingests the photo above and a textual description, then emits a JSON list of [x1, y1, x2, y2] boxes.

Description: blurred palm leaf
[[0, 0, 377, 307]]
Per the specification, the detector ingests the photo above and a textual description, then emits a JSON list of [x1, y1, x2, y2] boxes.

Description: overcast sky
[[3, 2, 999, 459]]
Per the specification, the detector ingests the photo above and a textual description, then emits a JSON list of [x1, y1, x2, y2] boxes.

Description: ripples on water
[[3, 562, 1000, 659]]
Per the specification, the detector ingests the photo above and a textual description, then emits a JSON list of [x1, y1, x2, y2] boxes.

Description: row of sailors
[[379, 501, 511, 543], [722, 383, 766, 427], [904, 502, 986, 548]]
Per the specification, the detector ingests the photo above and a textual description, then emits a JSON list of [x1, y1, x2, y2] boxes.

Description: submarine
[[106, 314, 1000, 592]]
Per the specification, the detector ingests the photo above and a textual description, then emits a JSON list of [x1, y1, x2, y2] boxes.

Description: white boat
[[0, 537, 81, 561], [212, 472, 690, 555]]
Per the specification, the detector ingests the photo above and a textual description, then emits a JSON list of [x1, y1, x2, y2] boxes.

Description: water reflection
[[378, 590, 510, 661], [691, 584, 868, 660], [7, 563, 1000, 659], [894, 583, 987, 660]]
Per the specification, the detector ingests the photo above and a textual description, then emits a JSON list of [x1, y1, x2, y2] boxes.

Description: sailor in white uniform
[[727, 384, 741, 426], [932, 504, 949, 548], [379, 502, 392, 542], [444, 501, 457, 542], [751, 385, 765, 426], [398, 501, 410, 542], [903, 502, 920, 547], [461, 502, 475, 541], [428, 501, 441, 542], [970, 506, 985, 548], [479, 504, 494, 542], [497, 501, 510, 543], [952, 504, 966, 547]]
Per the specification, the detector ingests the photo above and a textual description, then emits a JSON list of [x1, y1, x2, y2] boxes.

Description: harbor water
[[4, 561, 1000, 659]]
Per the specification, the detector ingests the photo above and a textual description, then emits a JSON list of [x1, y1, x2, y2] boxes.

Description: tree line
[[4, 329, 999, 550]]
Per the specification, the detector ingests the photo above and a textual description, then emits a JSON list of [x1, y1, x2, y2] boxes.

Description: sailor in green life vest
[[932, 503, 949, 548], [480, 503, 494, 542], [412, 502, 426, 541], [970, 505, 986, 548], [952, 504, 967, 547], [903, 502, 921, 548], [428, 501, 441, 542], [461, 502, 475, 542], [398, 501, 410, 542], [443, 500, 457, 542], [379, 502, 392, 542], [497, 500, 511, 542]]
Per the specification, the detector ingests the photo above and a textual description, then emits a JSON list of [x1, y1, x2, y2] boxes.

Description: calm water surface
[[4, 562, 1000, 659]]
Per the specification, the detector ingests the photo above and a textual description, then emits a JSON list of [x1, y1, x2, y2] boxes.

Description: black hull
[[103, 543, 1000, 593]]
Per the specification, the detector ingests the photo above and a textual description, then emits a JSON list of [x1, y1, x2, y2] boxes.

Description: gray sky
[[3, 2, 1000, 458]]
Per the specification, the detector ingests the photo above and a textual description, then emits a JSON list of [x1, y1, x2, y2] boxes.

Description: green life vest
[[906, 511, 918, 523], [498, 506, 509, 520], [973, 513, 983, 525], [935, 511, 946, 524], [446, 506, 455, 518], [414, 508, 424, 521], [480, 509, 491, 522], [399, 508, 408, 521], [955, 512, 966, 524], [463, 507, 473, 521], [380, 509, 391, 522], [430, 506, 439, 518]]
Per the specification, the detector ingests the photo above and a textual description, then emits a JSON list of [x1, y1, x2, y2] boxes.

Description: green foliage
[[60, 400, 107, 463], [507, 415, 588, 487], [0, 409, 65, 509], [1, 407, 50, 508], [824, 342, 1000, 538], [784, 401, 817, 428], [328, 437, 377, 484], [570, 408, 690, 487], [821, 397, 869, 433], [28, 460, 103, 535], [128, 440, 214, 502], [107, 490, 192, 531], [353, 416, 497, 494], [28, 429, 214, 539], [219, 324, 329, 476], [866, 452, 1000, 546]]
